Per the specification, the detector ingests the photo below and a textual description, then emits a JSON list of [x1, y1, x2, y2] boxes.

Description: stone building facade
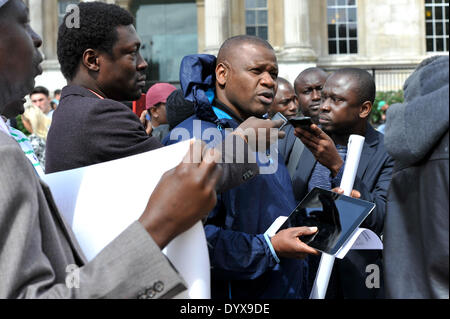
[[27, 0, 448, 94]]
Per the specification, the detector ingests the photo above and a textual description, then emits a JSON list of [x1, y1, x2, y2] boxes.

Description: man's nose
[[260, 72, 276, 88], [137, 52, 148, 71], [320, 99, 331, 112], [288, 100, 298, 112], [311, 89, 321, 101], [29, 27, 43, 49]]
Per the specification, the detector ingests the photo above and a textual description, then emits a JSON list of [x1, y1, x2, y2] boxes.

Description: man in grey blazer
[[0, 0, 221, 299]]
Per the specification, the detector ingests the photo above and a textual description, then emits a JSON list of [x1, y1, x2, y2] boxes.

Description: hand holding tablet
[[276, 187, 375, 255]]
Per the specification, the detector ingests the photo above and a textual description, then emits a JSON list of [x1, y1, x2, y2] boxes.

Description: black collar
[[214, 99, 245, 124]]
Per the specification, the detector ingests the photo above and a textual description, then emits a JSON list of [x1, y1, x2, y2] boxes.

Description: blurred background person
[[29, 86, 54, 119], [294, 67, 329, 124], [21, 101, 50, 168], [140, 82, 176, 142], [52, 89, 61, 109], [267, 77, 298, 120]]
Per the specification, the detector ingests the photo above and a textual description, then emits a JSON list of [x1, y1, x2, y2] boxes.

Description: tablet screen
[[276, 187, 375, 255]]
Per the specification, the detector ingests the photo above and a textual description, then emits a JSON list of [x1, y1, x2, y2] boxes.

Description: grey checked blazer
[[0, 132, 186, 299]]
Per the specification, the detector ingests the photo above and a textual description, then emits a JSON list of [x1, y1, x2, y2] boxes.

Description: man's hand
[[332, 187, 361, 199], [271, 227, 320, 259], [140, 110, 153, 136], [233, 116, 285, 152], [294, 124, 343, 177], [139, 140, 222, 249]]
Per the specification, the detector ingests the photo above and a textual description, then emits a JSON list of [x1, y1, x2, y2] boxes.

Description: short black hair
[[333, 68, 376, 105], [57, 1, 134, 80], [31, 86, 49, 97], [54, 89, 62, 95], [217, 35, 274, 65]]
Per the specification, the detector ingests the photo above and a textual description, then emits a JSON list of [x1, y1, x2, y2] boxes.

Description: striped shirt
[[308, 144, 347, 192]]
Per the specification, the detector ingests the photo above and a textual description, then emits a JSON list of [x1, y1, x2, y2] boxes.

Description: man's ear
[[82, 49, 100, 72], [216, 62, 229, 87], [359, 101, 372, 119]]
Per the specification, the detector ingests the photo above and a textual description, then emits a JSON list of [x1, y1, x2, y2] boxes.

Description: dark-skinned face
[[0, 0, 43, 109], [269, 81, 298, 119], [295, 71, 328, 124], [319, 73, 363, 135], [219, 43, 278, 119], [96, 25, 147, 101]]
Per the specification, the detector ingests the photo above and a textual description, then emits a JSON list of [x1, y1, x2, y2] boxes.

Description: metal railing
[[323, 65, 417, 92]]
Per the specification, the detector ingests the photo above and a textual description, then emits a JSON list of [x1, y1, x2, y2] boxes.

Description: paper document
[[42, 139, 211, 299], [335, 228, 383, 259]]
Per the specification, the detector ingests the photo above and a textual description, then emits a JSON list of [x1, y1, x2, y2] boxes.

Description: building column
[[29, 0, 44, 42], [280, 0, 317, 62], [203, 0, 230, 56]]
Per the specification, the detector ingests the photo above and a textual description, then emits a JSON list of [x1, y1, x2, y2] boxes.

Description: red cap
[[145, 83, 177, 109]]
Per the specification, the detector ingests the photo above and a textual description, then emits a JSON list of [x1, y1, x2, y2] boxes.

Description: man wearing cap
[[142, 82, 176, 142]]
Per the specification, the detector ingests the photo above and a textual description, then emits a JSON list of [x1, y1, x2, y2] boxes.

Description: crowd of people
[[0, 0, 448, 300]]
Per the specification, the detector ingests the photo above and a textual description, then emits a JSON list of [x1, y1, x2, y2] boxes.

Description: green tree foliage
[[15, 115, 30, 136], [370, 90, 404, 126]]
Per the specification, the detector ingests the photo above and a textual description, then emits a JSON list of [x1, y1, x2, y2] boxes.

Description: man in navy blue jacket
[[166, 35, 320, 299]]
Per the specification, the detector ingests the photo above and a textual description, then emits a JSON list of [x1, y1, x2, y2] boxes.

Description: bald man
[[166, 35, 319, 299], [294, 67, 329, 124], [279, 68, 329, 178], [268, 77, 298, 120]]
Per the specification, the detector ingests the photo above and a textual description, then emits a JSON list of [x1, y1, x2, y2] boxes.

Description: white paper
[[339, 135, 365, 196], [42, 139, 211, 299], [310, 134, 365, 299], [163, 222, 210, 299], [335, 228, 383, 259], [264, 216, 288, 237], [309, 253, 335, 299]]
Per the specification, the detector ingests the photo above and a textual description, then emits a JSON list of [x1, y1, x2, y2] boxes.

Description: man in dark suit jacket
[[0, 0, 222, 299], [292, 68, 394, 298], [46, 2, 284, 195]]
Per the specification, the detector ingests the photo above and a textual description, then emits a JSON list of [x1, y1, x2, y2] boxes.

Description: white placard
[[310, 134, 365, 299], [42, 139, 210, 299]]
